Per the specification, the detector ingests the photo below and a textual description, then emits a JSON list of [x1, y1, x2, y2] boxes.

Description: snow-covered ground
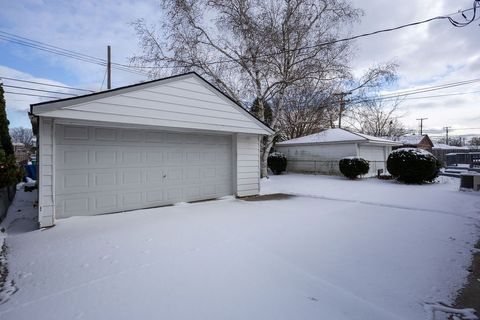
[[0, 174, 479, 320]]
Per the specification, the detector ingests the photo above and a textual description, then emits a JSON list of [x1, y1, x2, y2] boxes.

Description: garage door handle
[[163, 174, 167, 178]]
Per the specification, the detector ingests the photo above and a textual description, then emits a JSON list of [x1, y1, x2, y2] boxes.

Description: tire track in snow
[[278, 193, 479, 221]]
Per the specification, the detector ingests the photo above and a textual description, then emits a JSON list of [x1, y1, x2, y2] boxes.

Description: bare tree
[[10, 127, 34, 148], [469, 137, 480, 146], [436, 136, 464, 147], [346, 99, 407, 137], [277, 81, 337, 140], [132, 0, 361, 177], [334, 62, 397, 127]]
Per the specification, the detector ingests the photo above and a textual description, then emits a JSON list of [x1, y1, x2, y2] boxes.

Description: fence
[[444, 152, 480, 167], [432, 148, 480, 165], [286, 159, 387, 177]]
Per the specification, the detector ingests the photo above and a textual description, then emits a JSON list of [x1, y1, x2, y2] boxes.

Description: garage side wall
[[275, 143, 357, 175], [38, 117, 55, 227], [236, 134, 260, 197]]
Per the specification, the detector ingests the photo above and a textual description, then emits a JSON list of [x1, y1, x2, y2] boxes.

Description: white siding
[[38, 117, 55, 227], [358, 144, 389, 177], [54, 124, 233, 218], [236, 134, 260, 197], [34, 76, 268, 135], [275, 143, 356, 175]]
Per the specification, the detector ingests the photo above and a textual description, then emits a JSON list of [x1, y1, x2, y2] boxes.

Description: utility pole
[[416, 118, 428, 135], [444, 126, 452, 145], [334, 92, 351, 129], [107, 45, 112, 89]]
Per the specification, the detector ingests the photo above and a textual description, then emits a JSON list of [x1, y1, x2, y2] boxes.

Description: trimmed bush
[[387, 148, 441, 184], [267, 152, 287, 175], [339, 157, 370, 179]]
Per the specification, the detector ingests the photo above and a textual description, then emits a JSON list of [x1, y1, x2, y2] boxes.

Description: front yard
[[0, 174, 479, 320]]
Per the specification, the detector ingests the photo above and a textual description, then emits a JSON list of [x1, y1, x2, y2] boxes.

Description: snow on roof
[[432, 143, 470, 150], [396, 135, 425, 145], [277, 128, 400, 146]]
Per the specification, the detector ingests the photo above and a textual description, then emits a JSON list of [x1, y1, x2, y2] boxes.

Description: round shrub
[[387, 148, 440, 184], [267, 152, 287, 175], [339, 157, 370, 179]]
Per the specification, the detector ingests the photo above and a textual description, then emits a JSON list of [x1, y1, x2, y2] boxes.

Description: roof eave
[[30, 72, 274, 136]]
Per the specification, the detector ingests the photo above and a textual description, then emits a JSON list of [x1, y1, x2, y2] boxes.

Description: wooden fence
[[432, 148, 480, 165]]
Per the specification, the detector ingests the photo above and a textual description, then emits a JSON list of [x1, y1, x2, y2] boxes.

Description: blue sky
[[1, 0, 479, 137]]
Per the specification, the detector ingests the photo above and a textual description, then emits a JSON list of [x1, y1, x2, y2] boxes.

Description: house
[[275, 128, 400, 177], [29, 72, 273, 228], [12, 142, 29, 164], [392, 134, 434, 151]]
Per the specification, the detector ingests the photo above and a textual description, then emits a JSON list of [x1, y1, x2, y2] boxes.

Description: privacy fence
[[432, 149, 480, 165]]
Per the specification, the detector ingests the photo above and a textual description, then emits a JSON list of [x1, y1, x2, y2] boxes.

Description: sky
[[0, 0, 479, 139]]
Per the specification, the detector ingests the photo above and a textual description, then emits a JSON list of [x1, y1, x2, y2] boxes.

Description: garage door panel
[[122, 191, 143, 206], [94, 127, 117, 141], [55, 124, 233, 217], [95, 194, 118, 210], [122, 169, 143, 185]]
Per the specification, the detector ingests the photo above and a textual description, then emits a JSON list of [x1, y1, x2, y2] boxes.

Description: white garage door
[[55, 124, 232, 218], [358, 145, 387, 177]]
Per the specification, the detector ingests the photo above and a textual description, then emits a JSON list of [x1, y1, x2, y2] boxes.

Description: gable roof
[[276, 128, 400, 146], [390, 134, 433, 147], [30, 72, 273, 135]]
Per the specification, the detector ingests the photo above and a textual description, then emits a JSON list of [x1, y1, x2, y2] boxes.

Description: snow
[[391, 147, 434, 157], [0, 175, 479, 320], [393, 134, 426, 145], [277, 128, 399, 145], [433, 144, 471, 150]]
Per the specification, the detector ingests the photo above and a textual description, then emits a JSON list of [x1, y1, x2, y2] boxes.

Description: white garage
[[275, 128, 400, 177], [30, 72, 273, 227]]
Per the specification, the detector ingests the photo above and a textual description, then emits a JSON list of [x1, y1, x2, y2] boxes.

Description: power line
[[2, 84, 78, 96], [122, 3, 480, 69], [4, 91, 63, 99], [354, 88, 480, 104], [1, 2, 478, 74], [0, 76, 95, 92], [389, 89, 480, 101], [348, 78, 480, 104], [0, 31, 148, 77]]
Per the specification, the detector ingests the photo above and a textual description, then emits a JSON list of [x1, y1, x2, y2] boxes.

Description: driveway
[[0, 174, 479, 320]]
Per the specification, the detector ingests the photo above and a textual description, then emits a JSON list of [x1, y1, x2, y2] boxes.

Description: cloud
[[1, 0, 478, 135]]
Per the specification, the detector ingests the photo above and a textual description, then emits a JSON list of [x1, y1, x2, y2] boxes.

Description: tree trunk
[[260, 135, 275, 178], [259, 87, 285, 178]]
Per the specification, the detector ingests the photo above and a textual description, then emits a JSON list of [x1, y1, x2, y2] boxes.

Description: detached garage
[[30, 72, 273, 227], [275, 128, 400, 177]]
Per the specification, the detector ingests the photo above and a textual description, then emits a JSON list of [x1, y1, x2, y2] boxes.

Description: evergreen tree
[[250, 98, 273, 125], [0, 83, 14, 155]]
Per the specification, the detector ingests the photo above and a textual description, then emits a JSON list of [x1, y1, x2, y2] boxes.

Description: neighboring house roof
[[389, 134, 434, 147], [30, 72, 274, 135], [432, 143, 470, 150], [397, 135, 425, 145], [276, 128, 401, 146]]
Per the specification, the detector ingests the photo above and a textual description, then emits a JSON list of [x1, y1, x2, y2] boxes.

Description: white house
[[275, 128, 400, 177], [30, 72, 273, 227]]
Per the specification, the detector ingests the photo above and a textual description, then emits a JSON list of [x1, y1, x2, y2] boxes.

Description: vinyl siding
[[275, 143, 357, 175], [38, 117, 55, 227], [236, 134, 260, 197], [358, 144, 390, 177], [34, 76, 268, 135]]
